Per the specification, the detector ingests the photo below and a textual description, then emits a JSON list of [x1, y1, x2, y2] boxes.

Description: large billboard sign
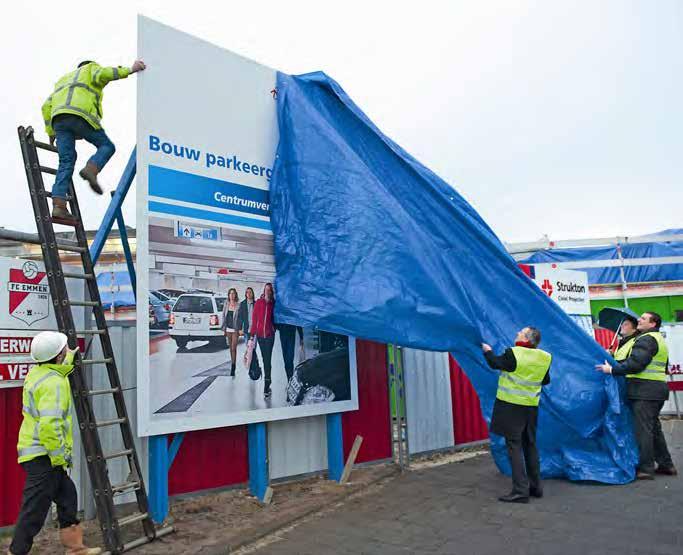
[[532, 266, 591, 316], [136, 17, 358, 436]]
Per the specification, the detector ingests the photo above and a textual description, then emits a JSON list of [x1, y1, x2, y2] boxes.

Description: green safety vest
[[496, 347, 552, 407], [613, 335, 637, 362], [17, 352, 75, 468], [41, 62, 131, 136], [625, 331, 668, 382]]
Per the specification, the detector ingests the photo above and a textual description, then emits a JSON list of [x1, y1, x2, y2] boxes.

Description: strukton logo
[[7, 263, 50, 326], [541, 279, 554, 297]]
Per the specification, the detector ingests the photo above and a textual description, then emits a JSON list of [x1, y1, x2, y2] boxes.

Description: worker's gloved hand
[[481, 343, 492, 353], [49, 135, 56, 146], [131, 59, 146, 73]]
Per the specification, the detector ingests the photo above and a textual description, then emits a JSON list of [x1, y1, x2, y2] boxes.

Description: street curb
[[197, 466, 401, 554]]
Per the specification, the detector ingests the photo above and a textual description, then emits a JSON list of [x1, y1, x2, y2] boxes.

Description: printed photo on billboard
[[136, 17, 358, 435]]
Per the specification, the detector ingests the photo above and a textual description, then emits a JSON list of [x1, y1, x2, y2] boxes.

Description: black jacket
[[613, 332, 669, 401]]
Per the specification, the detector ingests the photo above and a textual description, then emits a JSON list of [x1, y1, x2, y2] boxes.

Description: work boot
[[529, 487, 544, 498], [79, 162, 103, 195], [59, 524, 102, 554], [498, 492, 529, 504], [636, 470, 655, 480], [655, 465, 678, 476], [52, 198, 76, 224]]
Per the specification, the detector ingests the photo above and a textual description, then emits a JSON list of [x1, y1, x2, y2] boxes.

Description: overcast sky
[[1, 1, 680, 242]]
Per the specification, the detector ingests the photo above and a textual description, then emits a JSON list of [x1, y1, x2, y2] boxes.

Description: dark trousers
[[630, 399, 674, 474], [52, 114, 115, 199], [278, 325, 297, 382], [10, 456, 79, 555], [257, 335, 275, 385], [504, 411, 541, 496]]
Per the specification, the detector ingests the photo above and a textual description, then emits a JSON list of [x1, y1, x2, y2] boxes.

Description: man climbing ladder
[[41, 59, 146, 223]]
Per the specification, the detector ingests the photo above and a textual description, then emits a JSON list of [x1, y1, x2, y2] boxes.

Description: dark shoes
[[264, 383, 272, 399], [636, 470, 655, 480], [498, 492, 529, 504], [230, 363, 236, 377], [79, 162, 103, 195], [655, 465, 678, 476], [529, 487, 543, 498], [51, 198, 76, 225]]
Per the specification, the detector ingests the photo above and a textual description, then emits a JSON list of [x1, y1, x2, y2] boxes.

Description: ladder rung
[[40, 165, 57, 175], [76, 329, 105, 335], [104, 449, 133, 461], [35, 140, 58, 153], [63, 271, 94, 280], [87, 387, 120, 397], [56, 241, 86, 253], [81, 358, 113, 365], [96, 417, 127, 428], [111, 481, 140, 495], [44, 191, 73, 200], [70, 300, 100, 307], [117, 512, 149, 528]]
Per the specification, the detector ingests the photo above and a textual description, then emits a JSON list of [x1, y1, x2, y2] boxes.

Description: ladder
[[17, 126, 160, 554], [388, 345, 409, 469]]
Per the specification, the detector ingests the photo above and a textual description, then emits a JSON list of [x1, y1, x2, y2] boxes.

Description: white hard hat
[[30, 331, 69, 363]]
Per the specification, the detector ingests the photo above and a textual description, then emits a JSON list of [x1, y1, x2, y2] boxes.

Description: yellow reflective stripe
[[64, 67, 83, 107], [505, 374, 543, 387], [39, 409, 65, 417], [498, 385, 541, 399], [18, 446, 48, 457], [649, 360, 667, 368], [52, 105, 100, 128]]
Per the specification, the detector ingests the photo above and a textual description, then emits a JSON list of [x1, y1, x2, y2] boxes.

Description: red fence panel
[[594, 328, 616, 350], [0, 387, 25, 527], [168, 425, 248, 496], [449, 356, 488, 445], [342, 340, 392, 463]]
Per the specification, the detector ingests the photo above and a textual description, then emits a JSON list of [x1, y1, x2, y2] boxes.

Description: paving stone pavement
[[257, 420, 683, 555]]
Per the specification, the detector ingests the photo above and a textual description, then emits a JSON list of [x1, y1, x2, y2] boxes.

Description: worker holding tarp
[[482, 327, 551, 503], [596, 311, 677, 480]]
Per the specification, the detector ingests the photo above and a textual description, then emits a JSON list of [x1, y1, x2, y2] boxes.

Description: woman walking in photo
[[250, 283, 276, 398], [222, 288, 240, 376]]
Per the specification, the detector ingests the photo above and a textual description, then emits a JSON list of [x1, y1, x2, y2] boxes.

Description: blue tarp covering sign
[[270, 71, 638, 484]]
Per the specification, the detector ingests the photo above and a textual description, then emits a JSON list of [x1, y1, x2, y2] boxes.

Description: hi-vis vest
[[613, 335, 637, 362], [41, 62, 131, 136], [496, 347, 552, 407], [17, 353, 75, 468], [625, 331, 669, 382]]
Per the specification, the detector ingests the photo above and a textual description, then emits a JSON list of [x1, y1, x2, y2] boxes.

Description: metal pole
[[397, 345, 410, 467], [616, 243, 629, 307]]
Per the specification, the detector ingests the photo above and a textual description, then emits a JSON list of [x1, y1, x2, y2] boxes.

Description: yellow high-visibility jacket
[[17, 350, 75, 468], [41, 62, 131, 136]]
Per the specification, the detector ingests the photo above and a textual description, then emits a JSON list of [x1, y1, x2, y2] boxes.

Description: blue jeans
[[52, 115, 115, 199]]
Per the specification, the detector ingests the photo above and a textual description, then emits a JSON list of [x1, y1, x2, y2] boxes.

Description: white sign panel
[[136, 17, 358, 436], [532, 266, 591, 316]]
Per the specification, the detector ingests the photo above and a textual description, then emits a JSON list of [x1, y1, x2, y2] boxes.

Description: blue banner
[[149, 165, 270, 218]]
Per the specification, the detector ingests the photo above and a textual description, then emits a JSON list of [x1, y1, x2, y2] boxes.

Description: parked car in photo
[[168, 293, 227, 349], [149, 292, 171, 329], [156, 288, 185, 304], [151, 290, 176, 310]]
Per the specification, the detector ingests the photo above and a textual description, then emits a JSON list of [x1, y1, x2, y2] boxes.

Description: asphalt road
[[259, 420, 683, 555]]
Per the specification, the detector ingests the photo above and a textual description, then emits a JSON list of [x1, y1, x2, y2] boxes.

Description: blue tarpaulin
[[520, 229, 683, 285], [270, 71, 638, 483]]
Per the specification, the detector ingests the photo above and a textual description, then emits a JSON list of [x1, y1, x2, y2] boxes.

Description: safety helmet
[[30, 331, 69, 363]]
